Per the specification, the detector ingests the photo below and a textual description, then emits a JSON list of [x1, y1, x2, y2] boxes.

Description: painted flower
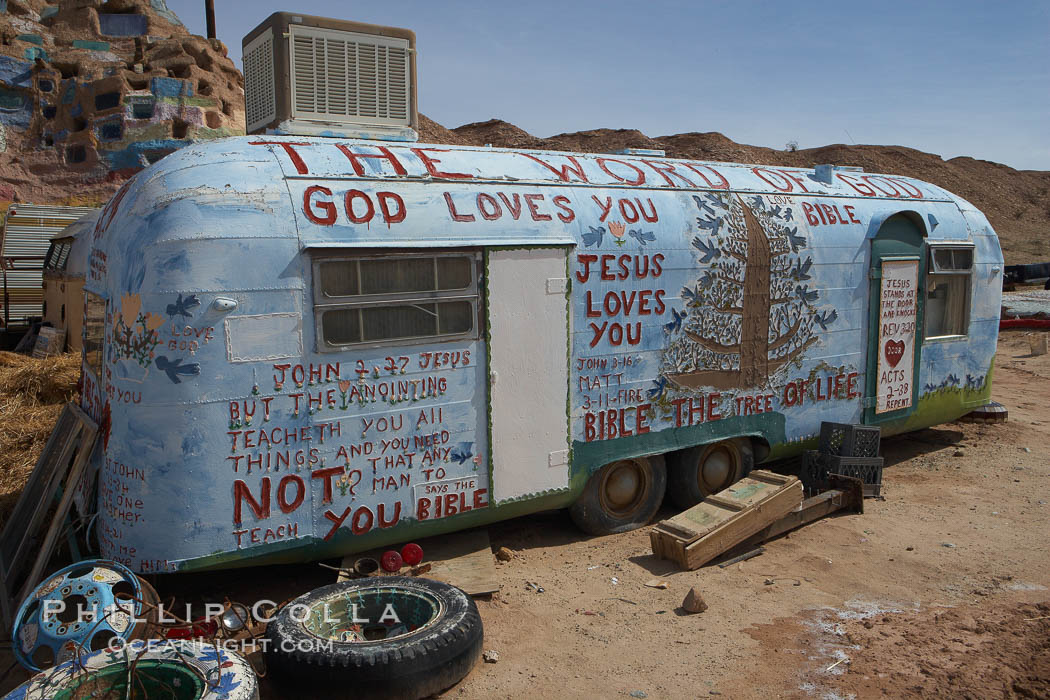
[[338, 379, 352, 393], [609, 221, 626, 238], [143, 312, 165, 331], [119, 293, 141, 328]]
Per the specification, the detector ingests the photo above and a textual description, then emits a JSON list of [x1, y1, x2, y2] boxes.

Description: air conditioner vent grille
[[290, 26, 411, 127], [243, 28, 276, 132]]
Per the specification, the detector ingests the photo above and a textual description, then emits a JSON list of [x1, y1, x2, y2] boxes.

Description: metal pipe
[[205, 0, 216, 39]]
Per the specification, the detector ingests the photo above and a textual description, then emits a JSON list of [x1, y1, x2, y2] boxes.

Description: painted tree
[[661, 193, 836, 391]]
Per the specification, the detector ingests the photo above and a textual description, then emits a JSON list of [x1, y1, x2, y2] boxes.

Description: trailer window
[[314, 253, 478, 349], [925, 245, 973, 338], [44, 240, 72, 271], [84, 291, 106, 376]]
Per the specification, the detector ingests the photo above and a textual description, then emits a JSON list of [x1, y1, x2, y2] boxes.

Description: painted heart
[[884, 340, 905, 368]]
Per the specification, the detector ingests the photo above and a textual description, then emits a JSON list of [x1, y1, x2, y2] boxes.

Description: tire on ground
[[265, 576, 483, 700], [668, 438, 753, 510], [570, 454, 667, 535]]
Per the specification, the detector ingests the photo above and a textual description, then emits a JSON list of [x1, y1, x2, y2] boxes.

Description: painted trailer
[[41, 212, 100, 352], [76, 136, 1003, 574]]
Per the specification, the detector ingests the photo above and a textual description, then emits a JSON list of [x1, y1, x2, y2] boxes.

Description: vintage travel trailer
[[0, 204, 97, 330], [41, 212, 99, 352], [75, 14, 1003, 574]]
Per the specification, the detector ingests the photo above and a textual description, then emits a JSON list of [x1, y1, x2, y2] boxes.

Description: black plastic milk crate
[[818, 422, 881, 458], [800, 450, 830, 495], [801, 451, 883, 498]]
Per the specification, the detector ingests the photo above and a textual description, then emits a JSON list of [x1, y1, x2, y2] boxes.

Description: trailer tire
[[265, 577, 482, 700], [668, 438, 753, 509], [570, 455, 667, 535]]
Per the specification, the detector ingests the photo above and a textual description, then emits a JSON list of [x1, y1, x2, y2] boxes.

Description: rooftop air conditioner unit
[[242, 12, 418, 140]]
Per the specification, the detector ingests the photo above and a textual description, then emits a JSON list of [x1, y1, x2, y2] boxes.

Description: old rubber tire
[[570, 455, 667, 535], [668, 438, 753, 510], [265, 576, 482, 700], [3, 639, 258, 700]]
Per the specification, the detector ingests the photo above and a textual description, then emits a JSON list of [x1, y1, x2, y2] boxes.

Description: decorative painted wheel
[[570, 454, 667, 535], [12, 560, 159, 673], [668, 438, 754, 509], [265, 576, 483, 700], [2, 639, 258, 700]]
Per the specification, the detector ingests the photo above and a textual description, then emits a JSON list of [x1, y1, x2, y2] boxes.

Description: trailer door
[[864, 214, 925, 424], [486, 247, 571, 503]]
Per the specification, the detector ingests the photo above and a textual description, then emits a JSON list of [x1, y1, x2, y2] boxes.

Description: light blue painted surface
[[81, 136, 1002, 573]]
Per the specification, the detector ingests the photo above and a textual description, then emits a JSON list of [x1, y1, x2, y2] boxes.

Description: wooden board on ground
[[650, 470, 803, 570], [338, 527, 498, 596], [0, 402, 97, 628]]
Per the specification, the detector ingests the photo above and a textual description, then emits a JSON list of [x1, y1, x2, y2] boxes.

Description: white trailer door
[[487, 248, 571, 503]]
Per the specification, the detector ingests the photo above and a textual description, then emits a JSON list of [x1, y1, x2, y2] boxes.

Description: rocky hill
[[0, 0, 244, 206]]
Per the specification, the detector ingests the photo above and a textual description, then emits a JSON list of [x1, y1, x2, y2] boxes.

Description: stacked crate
[[801, 422, 883, 497]]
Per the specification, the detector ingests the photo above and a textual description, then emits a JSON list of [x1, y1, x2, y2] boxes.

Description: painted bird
[[705, 192, 725, 206], [449, 442, 474, 465], [647, 377, 669, 401], [749, 195, 765, 211], [664, 308, 687, 333], [785, 227, 806, 252], [698, 271, 716, 289], [696, 216, 723, 233], [629, 228, 656, 246], [795, 285, 818, 306], [166, 293, 201, 318], [789, 256, 813, 281], [582, 226, 605, 247], [814, 309, 838, 330], [783, 207, 793, 222], [692, 195, 717, 217], [155, 356, 201, 384], [692, 237, 722, 263], [769, 205, 782, 218]]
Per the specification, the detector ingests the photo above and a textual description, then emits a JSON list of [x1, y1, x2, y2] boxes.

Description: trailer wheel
[[668, 438, 753, 509], [265, 576, 482, 700], [570, 455, 667, 535]]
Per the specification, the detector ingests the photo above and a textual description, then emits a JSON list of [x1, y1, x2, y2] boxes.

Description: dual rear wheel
[[569, 438, 753, 535]]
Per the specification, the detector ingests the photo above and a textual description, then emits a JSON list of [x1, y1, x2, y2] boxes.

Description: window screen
[[314, 253, 478, 349], [925, 245, 973, 338]]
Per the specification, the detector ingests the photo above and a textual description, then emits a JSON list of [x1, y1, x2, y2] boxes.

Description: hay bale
[[0, 351, 81, 528]]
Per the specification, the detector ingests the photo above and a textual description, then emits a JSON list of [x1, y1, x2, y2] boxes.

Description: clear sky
[[167, 0, 1050, 171]]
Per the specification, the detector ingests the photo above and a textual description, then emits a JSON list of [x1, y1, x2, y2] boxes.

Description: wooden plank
[[19, 406, 98, 604], [679, 481, 802, 570], [0, 403, 97, 628], [653, 470, 799, 545], [338, 527, 498, 596], [650, 470, 804, 571]]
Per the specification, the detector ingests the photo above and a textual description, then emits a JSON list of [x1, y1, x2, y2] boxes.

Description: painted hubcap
[[601, 459, 649, 517], [699, 445, 735, 493]]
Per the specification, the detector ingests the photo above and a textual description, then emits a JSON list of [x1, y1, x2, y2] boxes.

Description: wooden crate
[[650, 470, 803, 570]]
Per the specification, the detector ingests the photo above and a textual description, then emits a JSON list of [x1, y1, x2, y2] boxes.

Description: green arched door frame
[[864, 213, 927, 425]]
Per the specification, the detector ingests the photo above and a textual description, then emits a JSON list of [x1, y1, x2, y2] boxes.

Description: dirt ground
[[1, 330, 1048, 698], [459, 328, 1050, 699]]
